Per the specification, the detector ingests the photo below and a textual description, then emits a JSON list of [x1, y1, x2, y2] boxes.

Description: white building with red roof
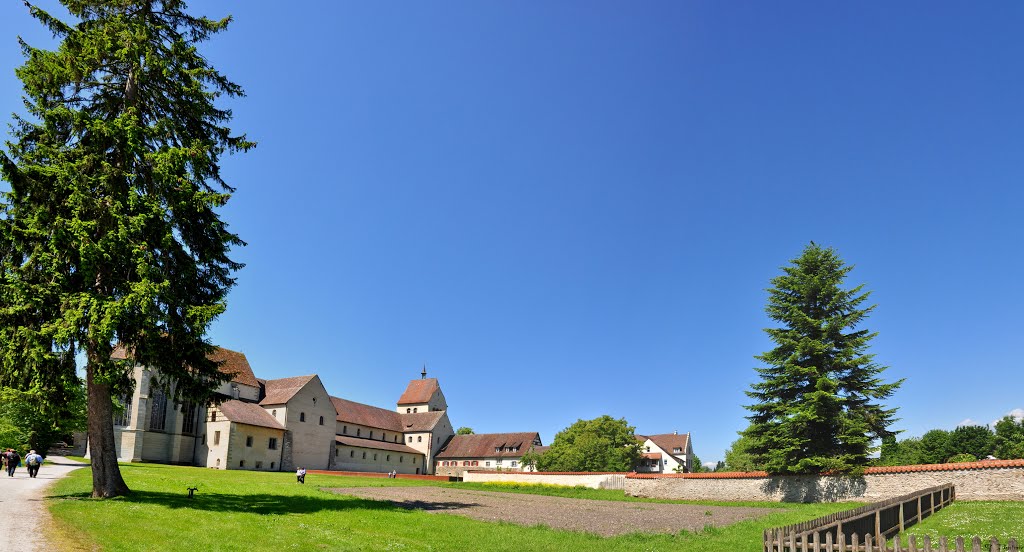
[[434, 432, 543, 477], [636, 432, 695, 473]]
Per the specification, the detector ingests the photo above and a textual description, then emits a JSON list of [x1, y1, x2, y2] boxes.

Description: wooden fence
[[765, 483, 961, 551], [763, 533, 1019, 551]]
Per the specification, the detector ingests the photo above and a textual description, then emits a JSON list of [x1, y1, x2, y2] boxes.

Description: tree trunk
[[86, 363, 130, 498]]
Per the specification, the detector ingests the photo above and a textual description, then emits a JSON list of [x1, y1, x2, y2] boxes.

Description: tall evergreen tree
[[0, 1, 252, 497], [745, 243, 902, 474]]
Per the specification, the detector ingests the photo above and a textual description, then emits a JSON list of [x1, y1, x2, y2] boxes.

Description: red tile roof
[[331, 396, 403, 432], [334, 435, 424, 455], [436, 432, 541, 459], [218, 400, 285, 430], [111, 345, 259, 388], [397, 378, 439, 405], [642, 452, 662, 460], [259, 375, 317, 406], [645, 433, 690, 458], [210, 348, 259, 388], [625, 458, 1024, 479], [401, 411, 446, 432]]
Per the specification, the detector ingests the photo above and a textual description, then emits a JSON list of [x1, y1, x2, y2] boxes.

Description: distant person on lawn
[[296, 467, 306, 484], [24, 450, 43, 478]]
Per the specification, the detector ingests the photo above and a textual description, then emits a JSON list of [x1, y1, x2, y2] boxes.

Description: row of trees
[[720, 415, 1024, 472], [878, 417, 1024, 466]]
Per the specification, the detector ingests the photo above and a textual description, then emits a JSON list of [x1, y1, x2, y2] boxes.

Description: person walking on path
[[296, 467, 306, 484], [0, 455, 88, 550], [5, 449, 20, 477], [24, 450, 43, 478]]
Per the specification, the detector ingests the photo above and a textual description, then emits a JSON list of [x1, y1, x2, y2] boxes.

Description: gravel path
[[328, 486, 776, 537], [0, 455, 87, 551]]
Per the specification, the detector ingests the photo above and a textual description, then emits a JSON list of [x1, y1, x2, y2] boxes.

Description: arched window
[[463, 461, 470, 466], [406, 408, 411, 413], [357, 428, 361, 437], [413, 408, 418, 413], [319, 416, 324, 425], [272, 409, 277, 417], [387, 455, 390, 461], [300, 412, 306, 422], [362, 451, 366, 459], [417, 436, 422, 442], [472, 461, 478, 466]]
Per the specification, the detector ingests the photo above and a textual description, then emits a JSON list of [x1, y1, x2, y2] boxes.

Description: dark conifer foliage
[[0, 1, 252, 497], [744, 243, 902, 474]]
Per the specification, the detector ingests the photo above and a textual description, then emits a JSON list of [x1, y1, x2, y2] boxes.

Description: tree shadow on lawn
[[49, 489, 410, 516]]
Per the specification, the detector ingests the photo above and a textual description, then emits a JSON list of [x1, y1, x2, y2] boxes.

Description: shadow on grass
[[49, 489, 410, 516]]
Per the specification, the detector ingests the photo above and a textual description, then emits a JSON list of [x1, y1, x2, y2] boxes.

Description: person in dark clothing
[[5, 449, 20, 477]]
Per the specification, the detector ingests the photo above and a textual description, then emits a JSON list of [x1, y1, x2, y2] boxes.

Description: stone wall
[[463, 471, 627, 489], [625, 460, 1024, 502]]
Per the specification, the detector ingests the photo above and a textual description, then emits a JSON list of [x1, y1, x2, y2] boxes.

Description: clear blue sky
[[2, 2, 1022, 466]]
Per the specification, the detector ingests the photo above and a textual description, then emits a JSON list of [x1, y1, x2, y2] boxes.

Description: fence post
[[899, 502, 906, 533], [893, 534, 902, 552], [825, 531, 834, 552], [970, 536, 981, 552], [989, 537, 999, 552], [922, 535, 931, 551], [917, 496, 923, 524], [876, 509, 883, 544]]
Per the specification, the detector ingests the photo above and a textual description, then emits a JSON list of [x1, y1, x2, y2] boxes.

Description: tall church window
[[300, 412, 306, 422], [181, 401, 197, 435], [113, 394, 132, 427], [319, 416, 324, 425], [149, 387, 168, 431]]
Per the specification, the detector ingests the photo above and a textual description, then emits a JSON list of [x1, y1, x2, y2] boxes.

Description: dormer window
[[673, 447, 682, 453], [495, 447, 501, 453]]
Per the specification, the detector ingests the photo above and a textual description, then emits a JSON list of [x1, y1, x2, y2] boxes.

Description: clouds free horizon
[[2, 2, 1021, 464]]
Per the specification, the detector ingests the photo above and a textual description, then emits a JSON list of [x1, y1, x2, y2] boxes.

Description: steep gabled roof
[[435, 432, 541, 459], [397, 378, 439, 405], [111, 345, 259, 388], [400, 411, 445, 432], [331, 396, 403, 432], [209, 348, 260, 388], [647, 433, 690, 456], [259, 375, 317, 406], [218, 400, 285, 430], [334, 435, 423, 455]]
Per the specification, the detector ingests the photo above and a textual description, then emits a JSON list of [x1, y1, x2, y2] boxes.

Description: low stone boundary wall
[[309, 469, 452, 482], [463, 470, 628, 489], [625, 459, 1024, 502]]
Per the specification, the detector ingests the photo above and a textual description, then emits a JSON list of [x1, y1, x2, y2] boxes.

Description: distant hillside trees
[[536, 415, 642, 472], [879, 418, 1024, 465], [745, 243, 903, 475]]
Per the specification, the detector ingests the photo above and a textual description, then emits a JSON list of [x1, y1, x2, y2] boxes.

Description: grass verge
[[48, 463, 857, 551], [900, 501, 1024, 542]]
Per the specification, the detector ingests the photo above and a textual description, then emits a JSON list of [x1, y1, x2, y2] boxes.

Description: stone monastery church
[[106, 346, 534, 475]]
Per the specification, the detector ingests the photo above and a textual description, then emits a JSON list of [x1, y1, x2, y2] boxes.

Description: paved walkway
[[0, 455, 87, 551]]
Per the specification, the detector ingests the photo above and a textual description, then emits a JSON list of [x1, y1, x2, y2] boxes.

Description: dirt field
[[327, 486, 776, 537]]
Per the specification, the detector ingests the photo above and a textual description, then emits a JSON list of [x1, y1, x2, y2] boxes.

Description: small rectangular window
[[214, 431, 221, 445], [246, 436, 253, 447], [268, 438, 278, 450]]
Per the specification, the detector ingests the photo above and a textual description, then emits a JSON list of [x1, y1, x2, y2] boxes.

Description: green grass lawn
[[47, 464, 857, 551], [900, 501, 1024, 543]]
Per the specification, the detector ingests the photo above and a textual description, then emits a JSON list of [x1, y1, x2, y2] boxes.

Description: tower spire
[[421, 364, 427, 379]]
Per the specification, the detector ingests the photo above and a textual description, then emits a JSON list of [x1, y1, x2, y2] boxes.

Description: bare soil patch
[[327, 486, 776, 537]]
